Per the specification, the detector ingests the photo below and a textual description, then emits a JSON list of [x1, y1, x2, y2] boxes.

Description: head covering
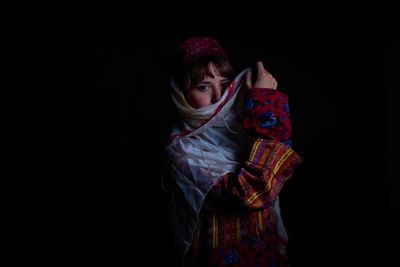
[[178, 36, 229, 65]]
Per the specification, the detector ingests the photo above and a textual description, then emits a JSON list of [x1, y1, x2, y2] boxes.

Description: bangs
[[181, 56, 235, 90]]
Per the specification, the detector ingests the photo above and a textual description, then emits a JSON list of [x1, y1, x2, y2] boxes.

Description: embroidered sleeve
[[203, 138, 303, 212], [243, 88, 292, 142]]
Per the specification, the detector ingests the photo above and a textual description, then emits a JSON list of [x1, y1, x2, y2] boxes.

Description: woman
[[162, 36, 303, 267]]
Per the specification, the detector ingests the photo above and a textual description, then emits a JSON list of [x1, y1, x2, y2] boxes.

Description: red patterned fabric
[[243, 88, 292, 142], [191, 210, 289, 267], [185, 88, 303, 267], [188, 139, 303, 267], [203, 139, 302, 213]]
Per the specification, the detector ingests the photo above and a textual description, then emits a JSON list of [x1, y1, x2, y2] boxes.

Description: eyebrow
[[199, 79, 230, 84]]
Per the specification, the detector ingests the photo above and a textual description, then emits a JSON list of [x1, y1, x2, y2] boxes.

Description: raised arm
[[243, 61, 292, 143]]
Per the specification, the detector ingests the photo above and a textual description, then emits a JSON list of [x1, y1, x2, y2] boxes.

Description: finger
[[246, 69, 252, 88], [256, 61, 265, 74]]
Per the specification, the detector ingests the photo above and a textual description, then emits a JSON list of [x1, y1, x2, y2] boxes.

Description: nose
[[211, 86, 222, 103]]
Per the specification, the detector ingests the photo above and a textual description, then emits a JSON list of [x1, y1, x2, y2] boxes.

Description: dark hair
[[173, 55, 235, 91]]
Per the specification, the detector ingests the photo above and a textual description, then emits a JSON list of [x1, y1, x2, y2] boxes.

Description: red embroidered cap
[[178, 36, 229, 65]]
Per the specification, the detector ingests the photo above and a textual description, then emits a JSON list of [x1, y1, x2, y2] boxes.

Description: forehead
[[208, 63, 220, 74], [201, 64, 226, 81]]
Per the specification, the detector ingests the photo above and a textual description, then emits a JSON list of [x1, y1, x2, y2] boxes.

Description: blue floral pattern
[[223, 248, 239, 265], [257, 111, 278, 128], [243, 88, 292, 142]]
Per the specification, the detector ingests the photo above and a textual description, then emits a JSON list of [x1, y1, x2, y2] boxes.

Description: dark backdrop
[[4, 2, 398, 267]]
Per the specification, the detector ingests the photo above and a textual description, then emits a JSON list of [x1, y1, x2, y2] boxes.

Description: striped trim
[[243, 139, 301, 206], [212, 214, 219, 248], [236, 216, 241, 242], [257, 210, 264, 235]]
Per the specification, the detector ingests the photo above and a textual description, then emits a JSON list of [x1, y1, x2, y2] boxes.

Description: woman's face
[[185, 64, 231, 109]]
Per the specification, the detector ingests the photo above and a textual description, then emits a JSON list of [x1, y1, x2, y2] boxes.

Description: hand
[[245, 61, 278, 90]]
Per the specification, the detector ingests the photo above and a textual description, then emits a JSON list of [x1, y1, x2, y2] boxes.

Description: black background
[[4, 2, 399, 266]]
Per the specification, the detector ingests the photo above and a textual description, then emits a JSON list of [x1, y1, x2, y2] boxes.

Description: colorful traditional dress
[[163, 69, 303, 267]]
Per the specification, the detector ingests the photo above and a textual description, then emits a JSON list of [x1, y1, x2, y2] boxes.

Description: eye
[[197, 84, 209, 91]]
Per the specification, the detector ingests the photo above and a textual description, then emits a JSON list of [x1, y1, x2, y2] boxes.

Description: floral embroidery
[[243, 88, 292, 142], [281, 103, 289, 113], [257, 111, 278, 128], [223, 248, 240, 265], [245, 99, 254, 109], [187, 88, 302, 267]]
